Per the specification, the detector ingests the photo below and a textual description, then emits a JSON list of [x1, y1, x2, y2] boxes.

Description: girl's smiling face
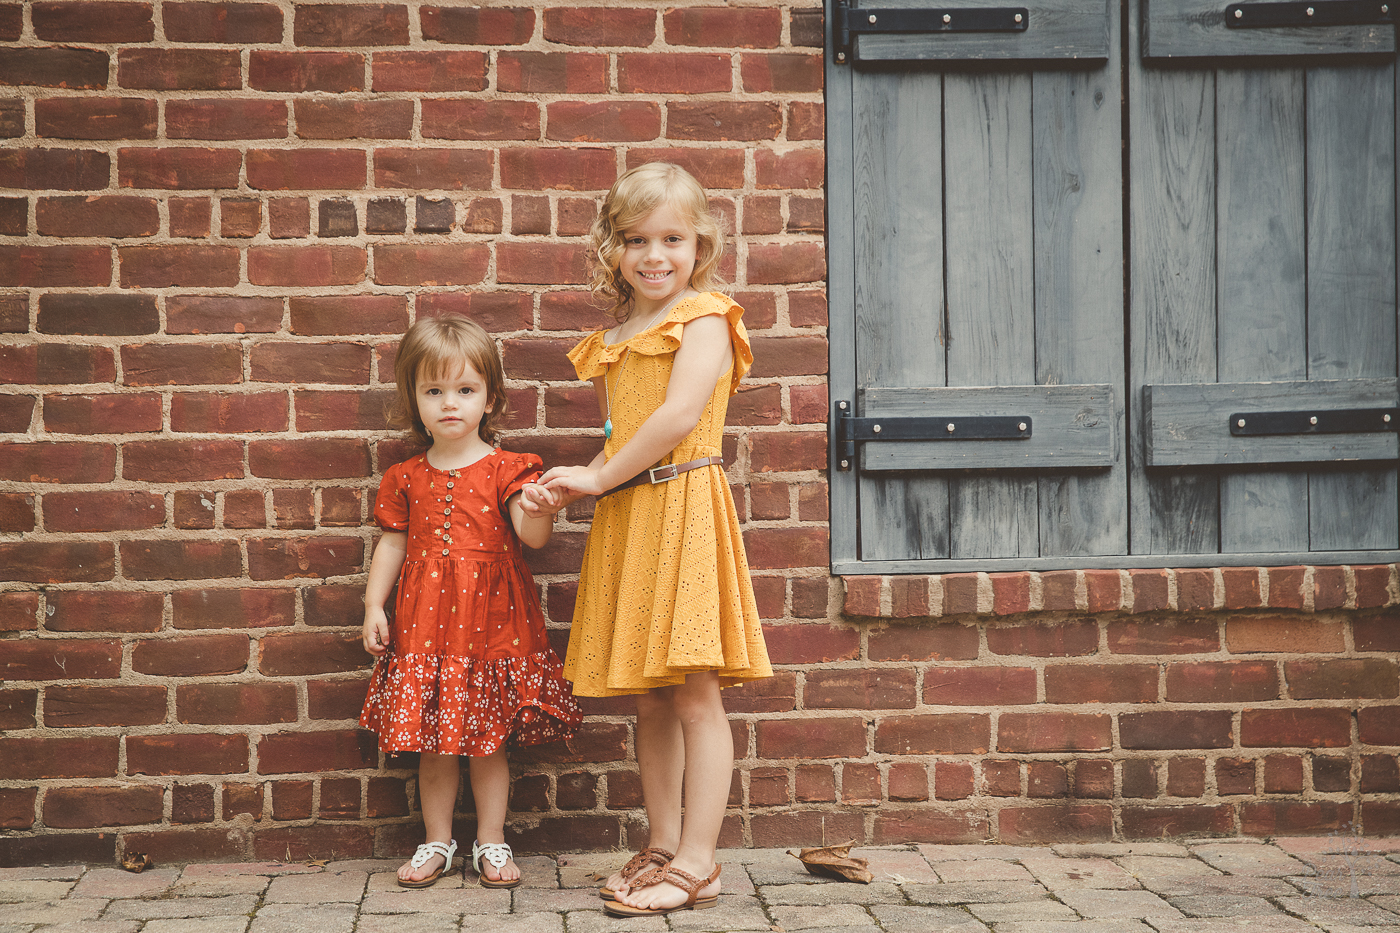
[[618, 200, 698, 315], [415, 359, 493, 444]]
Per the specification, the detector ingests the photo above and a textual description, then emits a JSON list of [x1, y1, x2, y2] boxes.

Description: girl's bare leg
[[604, 686, 685, 895], [468, 747, 519, 884], [399, 752, 460, 883], [615, 672, 729, 911]]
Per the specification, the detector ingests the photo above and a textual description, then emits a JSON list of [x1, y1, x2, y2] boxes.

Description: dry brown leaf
[[304, 858, 330, 867], [786, 841, 873, 884], [120, 852, 153, 873]]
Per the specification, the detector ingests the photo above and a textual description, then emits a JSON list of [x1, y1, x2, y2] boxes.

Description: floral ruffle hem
[[359, 648, 582, 755]]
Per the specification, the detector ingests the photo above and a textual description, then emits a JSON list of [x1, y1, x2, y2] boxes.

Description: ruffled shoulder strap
[[633, 291, 753, 394], [567, 329, 617, 382]]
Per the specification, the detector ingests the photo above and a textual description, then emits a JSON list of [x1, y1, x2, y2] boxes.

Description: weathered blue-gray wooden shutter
[[827, 0, 1127, 572], [1131, 0, 1399, 561]]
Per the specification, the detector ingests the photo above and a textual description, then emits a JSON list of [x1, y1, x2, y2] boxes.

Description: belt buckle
[[648, 464, 679, 484]]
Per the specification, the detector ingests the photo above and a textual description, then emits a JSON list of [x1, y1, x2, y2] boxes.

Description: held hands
[[363, 605, 392, 657], [517, 481, 563, 518], [539, 465, 606, 499]]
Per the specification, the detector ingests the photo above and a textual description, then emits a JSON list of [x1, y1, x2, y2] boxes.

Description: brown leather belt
[[598, 456, 724, 499]]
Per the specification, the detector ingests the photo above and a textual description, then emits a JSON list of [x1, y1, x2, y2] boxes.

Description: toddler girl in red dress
[[360, 314, 580, 889]]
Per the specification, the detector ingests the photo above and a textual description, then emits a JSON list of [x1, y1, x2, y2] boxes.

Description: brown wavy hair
[[391, 313, 509, 448], [588, 162, 727, 321]]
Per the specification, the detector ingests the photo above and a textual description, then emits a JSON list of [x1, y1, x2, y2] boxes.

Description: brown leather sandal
[[598, 846, 674, 900], [603, 863, 721, 917]]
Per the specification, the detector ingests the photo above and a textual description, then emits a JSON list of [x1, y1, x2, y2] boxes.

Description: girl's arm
[[362, 530, 407, 656], [541, 314, 732, 497], [508, 490, 553, 550]]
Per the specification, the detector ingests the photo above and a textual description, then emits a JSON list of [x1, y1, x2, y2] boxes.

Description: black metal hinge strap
[[1225, 0, 1393, 28], [835, 401, 1031, 470], [833, 1, 1030, 63], [1229, 408, 1397, 435]]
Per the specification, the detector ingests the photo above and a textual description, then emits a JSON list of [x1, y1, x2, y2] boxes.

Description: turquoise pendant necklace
[[603, 293, 685, 441]]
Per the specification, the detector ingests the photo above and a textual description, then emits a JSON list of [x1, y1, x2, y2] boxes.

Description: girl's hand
[[539, 464, 606, 498], [363, 605, 392, 657], [518, 481, 561, 517]]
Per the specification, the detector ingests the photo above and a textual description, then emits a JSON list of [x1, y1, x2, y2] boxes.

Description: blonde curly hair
[[588, 162, 727, 321]]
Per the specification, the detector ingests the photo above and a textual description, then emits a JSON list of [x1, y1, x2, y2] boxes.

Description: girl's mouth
[[639, 271, 670, 282]]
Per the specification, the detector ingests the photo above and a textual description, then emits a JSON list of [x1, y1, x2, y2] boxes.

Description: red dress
[[359, 450, 581, 755]]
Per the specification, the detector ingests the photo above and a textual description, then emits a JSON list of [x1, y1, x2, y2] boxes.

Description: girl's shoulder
[[670, 290, 742, 325]]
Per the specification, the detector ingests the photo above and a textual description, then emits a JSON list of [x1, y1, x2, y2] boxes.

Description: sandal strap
[[409, 839, 456, 869], [619, 846, 674, 878], [628, 863, 721, 908], [473, 840, 513, 871]]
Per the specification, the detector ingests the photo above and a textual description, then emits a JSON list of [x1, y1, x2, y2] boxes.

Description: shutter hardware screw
[[1015, 12, 1023, 22], [1306, 5, 1315, 14], [1385, 414, 1393, 423], [872, 424, 881, 433], [1237, 418, 1246, 428], [943, 13, 952, 23], [1018, 422, 1027, 432], [1234, 7, 1244, 17], [840, 459, 849, 469], [1310, 416, 1318, 425], [946, 423, 956, 433]]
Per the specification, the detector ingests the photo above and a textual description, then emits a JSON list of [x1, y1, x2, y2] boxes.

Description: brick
[[1108, 619, 1220, 654], [374, 50, 486, 92], [0, 47, 108, 89], [295, 389, 394, 432], [34, 1, 154, 41], [805, 669, 916, 710], [617, 53, 730, 94], [289, 295, 406, 336], [42, 490, 163, 532], [1174, 568, 1216, 611], [0, 590, 38, 630], [999, 712, 1111, 753], [224, 489, 266, 528], [1028, 760, 1070, 798], [0, 244, 110, 286], [220, 197, 262, 237], [248, 245, 366, 286], [1241, 708, 1354, 748], [1120, 711, 1233, 749], [1164, 661, 1280, 703], [1123, 804, 1232, 839], [743, 527, 829, 571], [39, 292, 159, 337], [748, 335, 828, 378], [45, 683, 166, 728], [250, 50, 364, 92], [259, 632, 365, 675], [178, 683, 297, 725], [308, 676, 371, 721], [542, 7, 654, 46], [1129, 568, 1170, 611], [248, 439, 370, 480], [1166, 757, 1206, 796], [875, 714, 989, 755], [924, 667, 1037, 706], [374, 243, 490, 286], [296, 99, 412, 140], [44, 393, 161, 434], [118, 48, 241, 89], [1311, 565, 1346, 609], [365, 197, 406, 233], [320, 487, 366, 526], [36, 97, 156, 140], [760, 622, 859, 665], [1286, 658, 1399, 699], [317, 198, 356, 236], [120, 244, 239, 287], [127, 734, 249, 776], [500, 147, 614, 191], [170, 392, 287, 433], [1038, 570, 1079, 612], [252, 342, 371, 384], [663, 7, 781, 47], [999, 804, 1113, 844], [0, 441, 115, 484], [874, 628, 977, 666], [1044, 664, 1159, 704], [45, 783, 164, 828], [172, 587, 293, 629], [164, 2, 284, 43], [162, 99, 285, 141], [122, 343, 243, 387], [0, 736, 119, 780], [374, 147, 493, 190], [167, 295, 282, 336], [1265, 565, 1308, 608], [789, 196, 825, 233], [122, 439, 243, 483], [247, 148, 366, 190], [172, 781, 216, 823], [1354, 565, 1393, 608], [751, 810, 866, 848], [0, 197, 22, 235], [258, 729, 379, 774], [1122, 759, 1156, 799], [841, 762, 881, 805], [168, 195, 211, 236], [1215, 757, 1257, 795], [1073, 759, 1113, 799], [294, 3, 408, 45], [225, 781, 263, 818], [422, 5, 534, 43], [2, 639, 121, 680], [499, 51, 606, 94], [248, 534, 364, 580], [988, 621, 1098, 657], [742, 52, 824, 94], [46, 590, 162, 633], [1222, 567, 1263, 609], [875, 809, 992, 845], [1227, 616, 1346, 653], [757, 717, 865, 759], [1084, 569, 1123, 612], [1242, 801, 1351, 836], [131, 633, 248, 677], [888, 761, 930, 802], [1355, 612, 1400, 651], [1361, 754, 1400, 792], [0, 787, 36, 829], [990, 572, 1032, 615], [747, 241, 825, 285], [421, 291, 532, 332], [668, 101, 783, 142]]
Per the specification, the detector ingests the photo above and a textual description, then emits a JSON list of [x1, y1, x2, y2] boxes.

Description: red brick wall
[[0, 2, 1396, 867]]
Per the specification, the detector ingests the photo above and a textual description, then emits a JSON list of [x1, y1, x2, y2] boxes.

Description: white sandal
[[472, 839, 521, 889], [397, 838, 457, 889]]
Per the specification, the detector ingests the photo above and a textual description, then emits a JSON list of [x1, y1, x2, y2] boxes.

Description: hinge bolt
[[1234, 7, 1244, 17], [1306, 5, 1315, 14], [1310, 415, 1318, 425], [1237, 418, 1246, 428], [1018, 422, 1027, 432], [837, 51, 846, 61], [943, 13, 952, 23], [840, 459, 849, 469], [1385, 413, 1393, 423], [1015, 12, 1023, 22], [946, 423, 956, 433], [839, 401, 848, 410], [872, 424, 881, 433], [869, 13, 877, 23]]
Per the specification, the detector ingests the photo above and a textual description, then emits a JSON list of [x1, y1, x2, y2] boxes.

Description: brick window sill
[[841, 564, 1398, 619]]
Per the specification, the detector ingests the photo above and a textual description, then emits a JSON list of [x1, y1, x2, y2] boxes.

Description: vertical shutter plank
[[853, 69, 951, 561], [944, 72, 1038, 559], [1129, 21, 1220, 555], [1033, 51, 1127, 557], [1216, 67, 1309, 553], [1306, 63, 1399, 550]]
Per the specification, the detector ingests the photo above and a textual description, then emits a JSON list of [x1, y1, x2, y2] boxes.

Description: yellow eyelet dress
[[563, 291, 772, 696]]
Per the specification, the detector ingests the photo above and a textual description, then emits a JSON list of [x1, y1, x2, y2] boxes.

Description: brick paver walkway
[[2, 837, 1398, 931]]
